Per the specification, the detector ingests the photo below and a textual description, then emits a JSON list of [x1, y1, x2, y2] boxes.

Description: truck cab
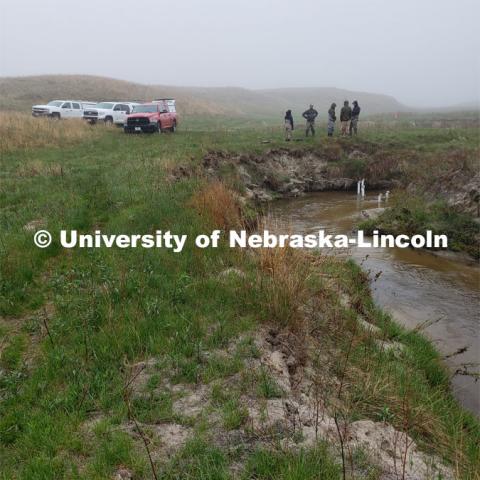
[[124, 100, 178, 134], [83, 102, 139, 125], [32, 100, 96, 119]]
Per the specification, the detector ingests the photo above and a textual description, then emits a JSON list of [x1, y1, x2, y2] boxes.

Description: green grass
[[243, 444, 341, 479], [0, 334, 26, 370], [160, 438, 230, 480], [255, 368, 284, 399], [0, 124, 479, 478], [222, 398, 249, 430], [0, 129, 265, 477]]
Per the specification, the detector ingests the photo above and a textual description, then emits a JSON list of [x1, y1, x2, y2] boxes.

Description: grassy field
[[0, 114, 100, 154], [0, 120, 479, 479]]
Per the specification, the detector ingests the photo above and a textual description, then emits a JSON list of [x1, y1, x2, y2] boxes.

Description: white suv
[[83, 102, 139, 125], [32, 100, 96, 119]]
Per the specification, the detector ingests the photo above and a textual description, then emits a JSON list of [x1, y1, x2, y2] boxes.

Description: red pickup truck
[[124, 99, 177, 134]]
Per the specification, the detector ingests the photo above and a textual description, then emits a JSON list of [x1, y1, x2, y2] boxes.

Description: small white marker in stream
[[378, 193, 383, 203], [361, 179, 365, 197], [385, 190, 390, 200], [357, 180, 361, 195]]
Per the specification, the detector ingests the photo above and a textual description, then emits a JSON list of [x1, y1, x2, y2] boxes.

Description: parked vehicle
[[83, 102, 139, 125], [32, 100, 96, 119], [124, 100, 177, 134], [152, 98, 176, 113]]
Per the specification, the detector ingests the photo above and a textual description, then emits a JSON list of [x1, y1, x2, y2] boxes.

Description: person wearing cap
[[350, 101, 361, 135], [327, 103, 337, 137], [340, 100, 352, 136], [302, 104, 318, 137], [284, 109, 294, 141]]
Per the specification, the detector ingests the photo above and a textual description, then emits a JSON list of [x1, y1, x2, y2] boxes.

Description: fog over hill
[[0, 75, 407, 119]]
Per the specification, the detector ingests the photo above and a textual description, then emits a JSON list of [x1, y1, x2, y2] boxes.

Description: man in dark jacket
[[340, 100, 352, 136], [284, 110, 294, 141], [327, 103, 336, 137], [349, 100, 361, 135], [302, 104, 318, 137]]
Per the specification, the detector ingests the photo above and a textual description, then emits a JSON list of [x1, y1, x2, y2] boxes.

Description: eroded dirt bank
[[201, 147, 397, 202], [182, 143, 479, 259], [190, 144, 479, 216], [103, 322, 454, 480]]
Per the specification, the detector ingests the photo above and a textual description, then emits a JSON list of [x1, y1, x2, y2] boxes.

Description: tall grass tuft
[[0, 112, 97, 153], [189, 180, 243, 230], [257, 242, 312, 329]]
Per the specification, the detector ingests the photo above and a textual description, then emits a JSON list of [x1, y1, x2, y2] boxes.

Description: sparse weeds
[[202, 353, 244, 383], [256, 368, 283, 399], [222, 398, 249, 430]]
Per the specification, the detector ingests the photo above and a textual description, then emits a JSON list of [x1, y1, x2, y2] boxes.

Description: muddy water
[[269, 192, 480, 415]]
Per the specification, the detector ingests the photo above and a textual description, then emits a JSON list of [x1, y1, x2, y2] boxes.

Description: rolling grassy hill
[[0, 74, 407, 120]]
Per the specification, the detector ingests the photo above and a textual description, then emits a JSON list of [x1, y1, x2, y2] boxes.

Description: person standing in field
[[327, 103, 336, 137], [350, 100, 361, 135], [340, 100, 352, 136], [284, 109, 294, 141], [302, 104, 318, 137]]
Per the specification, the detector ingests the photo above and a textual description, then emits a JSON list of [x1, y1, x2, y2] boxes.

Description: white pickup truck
[[83, 102, 139, 125], [32, 100, 97, 119]]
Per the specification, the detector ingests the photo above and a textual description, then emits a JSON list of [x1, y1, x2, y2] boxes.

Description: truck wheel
[[104, 116, 113, 124], [51, 113, 61, 120], [170, 121, 177, 133]]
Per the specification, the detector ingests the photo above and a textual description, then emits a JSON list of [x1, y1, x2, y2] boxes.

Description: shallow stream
[[269, 191, 480, 415]]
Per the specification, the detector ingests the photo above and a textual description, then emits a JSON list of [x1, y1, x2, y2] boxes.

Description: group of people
[[284, 100, 361, 140]]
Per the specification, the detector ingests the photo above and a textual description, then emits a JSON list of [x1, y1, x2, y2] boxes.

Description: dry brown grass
[[0, 74, 403, 117], [0, 112, 96, 153], [189, 180, 243, 230], [257, 245, 312, 328], [254, 217, 315, 328], [16, 160, 66, 177]]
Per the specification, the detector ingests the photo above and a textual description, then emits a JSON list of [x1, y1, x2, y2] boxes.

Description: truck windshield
[[132, 105, 158, 113], [47, 101, 63, 107], [95, 103, 114, 109]]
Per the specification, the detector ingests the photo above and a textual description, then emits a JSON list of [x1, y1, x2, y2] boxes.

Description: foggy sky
[[0, 0, 478, 108]]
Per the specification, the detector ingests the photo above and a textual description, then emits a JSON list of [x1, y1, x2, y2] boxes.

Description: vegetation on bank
[[350, 126, 480, 259], [0, 125, 479, 478], [360, 194, 480, 259]]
